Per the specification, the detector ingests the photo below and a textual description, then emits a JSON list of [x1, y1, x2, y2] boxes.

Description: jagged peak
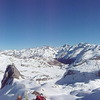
[[56, 43, 100, 65]]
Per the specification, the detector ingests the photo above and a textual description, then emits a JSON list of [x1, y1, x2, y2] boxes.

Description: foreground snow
[[0, 60, 100, 100]]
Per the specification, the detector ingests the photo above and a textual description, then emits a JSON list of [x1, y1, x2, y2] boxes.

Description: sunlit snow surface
[[0, 43, 100, 100]]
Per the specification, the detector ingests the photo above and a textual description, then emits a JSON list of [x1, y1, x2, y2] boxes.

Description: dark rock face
[[57, 58, 75, 64], [1, 64, 23, 89]]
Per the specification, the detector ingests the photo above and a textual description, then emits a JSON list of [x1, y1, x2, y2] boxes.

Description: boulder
[[1, 64, 23, 89]]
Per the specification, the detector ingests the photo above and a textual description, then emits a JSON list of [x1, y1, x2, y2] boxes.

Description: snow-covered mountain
[[56, 43, 100, 65], [0, 46, 63, 68], [0, 43, 100, 100], [0, 46, 57, 59]]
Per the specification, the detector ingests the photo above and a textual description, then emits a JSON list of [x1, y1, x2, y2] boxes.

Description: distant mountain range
[[0, 43, 100, 66]]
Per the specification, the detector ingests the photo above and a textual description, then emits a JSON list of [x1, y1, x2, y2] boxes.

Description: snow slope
[[56, 43, 100, 65], [0, 43, 100, 100]]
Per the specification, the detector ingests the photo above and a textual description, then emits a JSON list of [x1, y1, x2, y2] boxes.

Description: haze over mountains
[[0, 43, 100, 100]]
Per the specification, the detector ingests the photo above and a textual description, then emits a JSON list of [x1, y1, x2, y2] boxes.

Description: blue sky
[[0, 0, 100, 50]]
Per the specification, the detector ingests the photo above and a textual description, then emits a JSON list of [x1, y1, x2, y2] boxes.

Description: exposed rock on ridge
[[1, 64, 23, 89]]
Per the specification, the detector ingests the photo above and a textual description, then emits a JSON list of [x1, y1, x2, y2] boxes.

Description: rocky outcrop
[[1, 64, 23, 89]]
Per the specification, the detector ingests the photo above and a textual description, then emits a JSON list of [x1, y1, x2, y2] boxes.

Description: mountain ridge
[[0, 43, 100, 67]]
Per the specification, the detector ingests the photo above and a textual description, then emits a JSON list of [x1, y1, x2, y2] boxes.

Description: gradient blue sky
[[0, 0, 100, 50]]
